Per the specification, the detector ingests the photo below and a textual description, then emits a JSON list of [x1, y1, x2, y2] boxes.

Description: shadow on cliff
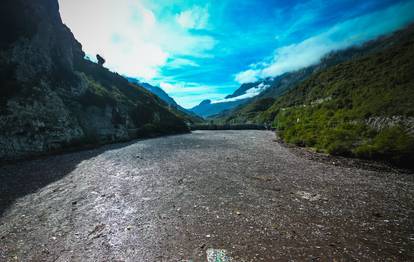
[[0, 139, 142, 217]]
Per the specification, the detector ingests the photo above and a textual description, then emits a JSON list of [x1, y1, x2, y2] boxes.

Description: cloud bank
[[212, 83, 270, 104], [176, 6, 210, 30], [59, 0, 414, 108], [235, 1, 414, 84], [58, 0, 215, 80], [159, 81, 229, 108]]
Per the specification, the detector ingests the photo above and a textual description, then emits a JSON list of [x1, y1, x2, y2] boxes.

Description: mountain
[[215, 25, 414, 125], [189, 99, 249, 118], [0, 0, 189, 160], [225, 25, 414, 167], [127, 78, 204, 123], [189, 82, 272, 118], [127, 78, 178, 107], [225, 82, 261, 99]]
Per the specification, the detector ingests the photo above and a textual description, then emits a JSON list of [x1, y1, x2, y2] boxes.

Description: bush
[[354, 126, 414, 167]]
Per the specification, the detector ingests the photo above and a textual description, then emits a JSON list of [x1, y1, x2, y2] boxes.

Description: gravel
[[0, 130, 413, 261]]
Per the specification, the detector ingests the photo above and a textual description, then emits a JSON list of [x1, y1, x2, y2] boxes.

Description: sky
[[59, 0, 414, 108]]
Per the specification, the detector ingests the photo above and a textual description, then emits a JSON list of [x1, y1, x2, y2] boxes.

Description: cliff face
[[0, 0, 188, 160]]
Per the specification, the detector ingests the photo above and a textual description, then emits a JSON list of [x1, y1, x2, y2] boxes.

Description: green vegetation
[[270, 27, 414, 168], [217, 25, 414, 168], [275, 107, 414, 167], [211, 98, 275, 124]]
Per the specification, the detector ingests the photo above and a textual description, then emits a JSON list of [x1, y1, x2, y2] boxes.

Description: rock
[[373, 212, 382, 218], [96, 54, 105, 66], [0, 0, 189, 161], [296, 191, 322, 201]]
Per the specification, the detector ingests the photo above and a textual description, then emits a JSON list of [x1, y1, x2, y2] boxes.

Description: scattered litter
[[296, 191, 322, 201], [206, 234, 211, 238], [207, 249, 233, 262]]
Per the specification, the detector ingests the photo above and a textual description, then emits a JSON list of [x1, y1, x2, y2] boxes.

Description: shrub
[[354, 126, 414, 167]]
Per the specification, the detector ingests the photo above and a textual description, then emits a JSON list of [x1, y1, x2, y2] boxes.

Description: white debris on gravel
[[296, 191, 322, 201], [207, 249, 233, 262]]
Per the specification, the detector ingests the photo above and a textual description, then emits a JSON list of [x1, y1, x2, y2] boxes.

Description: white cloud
[[176, 93, 224, 109], [166, 58, 200, 69], [212, 83, 270, 103], [159, 81, 225, 108], [58, 0, 215, 80], [159, 81, 212, 94], [234, 69, 260, 84], [176, 6, 210, 30], [235, 1, 414, 84]]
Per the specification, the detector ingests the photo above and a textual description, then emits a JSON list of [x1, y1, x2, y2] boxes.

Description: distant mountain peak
[[200, 99, 212, 105]]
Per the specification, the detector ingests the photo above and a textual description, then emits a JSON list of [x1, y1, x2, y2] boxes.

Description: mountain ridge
[[214, 24, 414, 124], [0, 0, 189, 160], [126, 78, 204, 123], [219, 24, 414, 167]]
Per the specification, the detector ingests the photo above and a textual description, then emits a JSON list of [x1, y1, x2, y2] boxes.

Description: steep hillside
[[217, 25, 414, 124], [268, 26, 414, 167], [127, 78, 177, 107], [0, 0, 189, 160], [127, 78, 204, 123]]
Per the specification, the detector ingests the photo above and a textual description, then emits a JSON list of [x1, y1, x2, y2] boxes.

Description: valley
[[1, 131, 413, 261]]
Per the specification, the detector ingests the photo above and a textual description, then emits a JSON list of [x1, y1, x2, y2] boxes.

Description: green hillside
[[266, 27, 414, 167]]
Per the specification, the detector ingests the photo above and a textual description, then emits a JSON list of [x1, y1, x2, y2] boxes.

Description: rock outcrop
[[96, 54, 105, 66], [0, 0, 188, 160]]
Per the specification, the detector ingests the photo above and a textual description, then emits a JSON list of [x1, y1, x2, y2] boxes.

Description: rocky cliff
[[0, 0, 188, 160]]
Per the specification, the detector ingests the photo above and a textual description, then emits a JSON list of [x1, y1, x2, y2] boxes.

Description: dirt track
[[0, 131, 413, 261]]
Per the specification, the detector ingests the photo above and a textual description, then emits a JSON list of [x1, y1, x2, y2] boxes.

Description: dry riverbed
[[0, 131, 413, 261]]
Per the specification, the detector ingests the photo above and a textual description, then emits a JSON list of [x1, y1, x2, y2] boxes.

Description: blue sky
[[59, 0, 414, 108]]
